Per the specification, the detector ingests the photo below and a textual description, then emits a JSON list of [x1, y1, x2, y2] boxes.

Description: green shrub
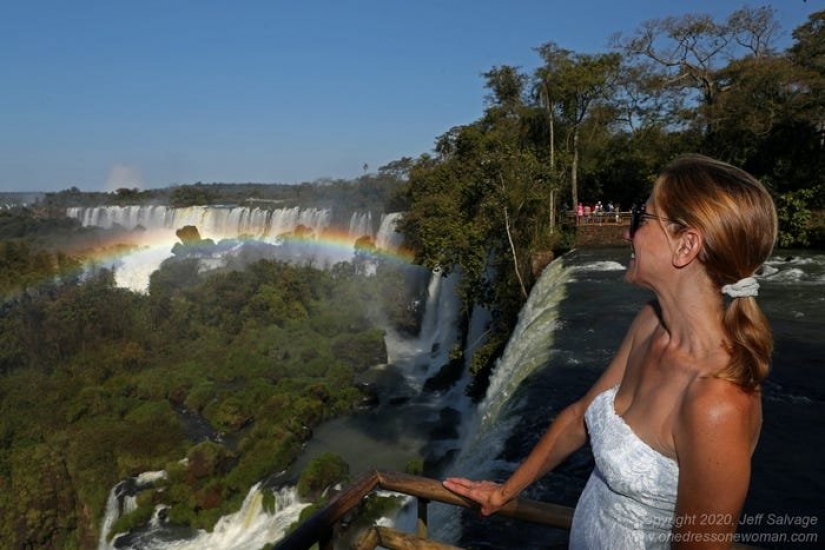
[[186, 441, 234, 480], [405, 458, 424, 476], [184, 381, 216, 412], [332, 329, 387, 371], [202, 394, 251, 432], [109, 502, 155, 541], [296, 452, 350, 500], [226, 436, 297, 492]]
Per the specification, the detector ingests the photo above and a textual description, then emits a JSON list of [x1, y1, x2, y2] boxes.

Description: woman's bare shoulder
[[677, 377, 761, 450]]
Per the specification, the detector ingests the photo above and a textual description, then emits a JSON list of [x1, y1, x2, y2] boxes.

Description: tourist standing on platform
[[444, 154, 778, 549]]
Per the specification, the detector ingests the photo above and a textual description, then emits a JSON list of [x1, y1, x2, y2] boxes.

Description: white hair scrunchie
[[722, 276, 759, 298]]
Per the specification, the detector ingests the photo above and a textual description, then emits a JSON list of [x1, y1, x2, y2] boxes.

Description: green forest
[[0, 222, 425, 548], [1, 6, 824, 549]]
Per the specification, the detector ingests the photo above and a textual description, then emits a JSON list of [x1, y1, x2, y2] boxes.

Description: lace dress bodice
[[569, 385, 679, 549]]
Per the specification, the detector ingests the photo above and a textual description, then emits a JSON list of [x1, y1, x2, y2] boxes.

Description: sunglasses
[[629, 204, 683, 238]]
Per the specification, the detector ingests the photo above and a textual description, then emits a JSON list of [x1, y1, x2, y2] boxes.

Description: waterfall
[[160, 485, 307, 550], [98, 484, 122, 550], [375, 212, 404, 251], [98, 482, 308, 550], [67, 205, 333, 241], [67, 206, 405, 293], [66, 205, 405, 247], [418, 271, 448, 370], [479, 258, 570, 427], [379, 267, 463, 390], [348, 211, 373, 239], [264, 206, 332, 239], [430, 256, 573, 543], [99, 471, 168, 550]]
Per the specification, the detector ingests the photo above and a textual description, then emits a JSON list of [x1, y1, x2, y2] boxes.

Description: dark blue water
[[442, 248, 824, 550]]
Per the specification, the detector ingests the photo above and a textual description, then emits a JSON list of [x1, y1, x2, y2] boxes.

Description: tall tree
[[533, 43, 571, 182], [482, 65, 528, 112], [788, 9, 825, 143], [533, 43, 621, 209], [613, 6, 781, 134]]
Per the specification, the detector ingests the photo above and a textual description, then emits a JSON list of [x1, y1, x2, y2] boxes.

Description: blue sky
[[0, 1, 819, 193]]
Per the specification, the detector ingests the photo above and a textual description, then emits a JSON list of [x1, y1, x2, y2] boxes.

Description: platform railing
[[273, 470, 762, 550], [563, 210, 632, 226], [273, 470, 572, 550]]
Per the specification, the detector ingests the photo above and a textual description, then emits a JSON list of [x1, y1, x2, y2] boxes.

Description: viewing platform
[[562, 210, 632, 247]]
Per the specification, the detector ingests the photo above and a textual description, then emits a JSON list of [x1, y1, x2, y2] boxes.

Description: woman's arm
[[443, 397, 589, 515], [671, 380, 761, 549], [443, 302, 660, 515]]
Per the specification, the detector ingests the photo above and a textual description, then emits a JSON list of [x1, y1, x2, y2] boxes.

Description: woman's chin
[[624, 257, 637, 282]]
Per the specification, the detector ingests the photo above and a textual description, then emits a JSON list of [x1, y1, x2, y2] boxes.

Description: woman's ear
[[672, 228, 703, 268]]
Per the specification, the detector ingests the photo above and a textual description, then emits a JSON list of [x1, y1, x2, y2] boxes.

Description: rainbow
[[69, 226, 417, 293], [3, 208, 419, 299]]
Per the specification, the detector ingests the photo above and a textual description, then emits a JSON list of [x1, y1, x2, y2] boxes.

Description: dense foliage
[[0, 224, 421, 548], [296, 452, 350, 500]]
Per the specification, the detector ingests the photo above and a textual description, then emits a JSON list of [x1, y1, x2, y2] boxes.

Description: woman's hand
[[442, 477, 508, 516]]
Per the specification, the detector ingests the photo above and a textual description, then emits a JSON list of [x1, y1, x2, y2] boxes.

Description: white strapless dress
[[569, 386, 679, 549]]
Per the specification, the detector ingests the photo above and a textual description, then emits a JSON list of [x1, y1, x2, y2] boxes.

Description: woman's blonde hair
[[653, 154, 778, 389]]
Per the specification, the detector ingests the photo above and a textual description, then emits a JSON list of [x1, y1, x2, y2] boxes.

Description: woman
[[443, 154, 778, 549]]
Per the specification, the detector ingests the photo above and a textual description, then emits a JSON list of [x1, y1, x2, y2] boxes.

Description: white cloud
[[104, 164, 144, 192]]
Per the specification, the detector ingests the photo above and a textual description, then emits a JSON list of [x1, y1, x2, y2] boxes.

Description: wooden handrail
[[274, 471, 380, 550], [357, 526, 465, 550], [274, 470, 762, 550], [274, 470, 572, 550], [374, 471, 573, 529]]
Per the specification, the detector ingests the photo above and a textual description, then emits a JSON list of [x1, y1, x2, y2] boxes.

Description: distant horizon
[[0, 176, 391, 209], [0, 177, 354, 197], [2, 1, 819, 194]]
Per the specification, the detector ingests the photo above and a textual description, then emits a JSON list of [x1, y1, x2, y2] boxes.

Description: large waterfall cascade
[[67, 204, 338, 242], [99, 481, 308, 550], [68, 205, 405, 293]]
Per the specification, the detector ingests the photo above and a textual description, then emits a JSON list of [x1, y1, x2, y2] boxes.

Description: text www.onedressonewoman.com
[[657, 531, 819, 545]]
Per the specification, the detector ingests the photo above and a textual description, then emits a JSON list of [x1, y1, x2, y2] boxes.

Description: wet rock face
[[175, 225, 203, 245], [532, 250, 555, 276], [355, 382, 380, 409], [429, 407, 461, 440]]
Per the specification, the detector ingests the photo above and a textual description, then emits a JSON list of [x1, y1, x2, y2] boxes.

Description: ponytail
[[719, 297, 772, 390]]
